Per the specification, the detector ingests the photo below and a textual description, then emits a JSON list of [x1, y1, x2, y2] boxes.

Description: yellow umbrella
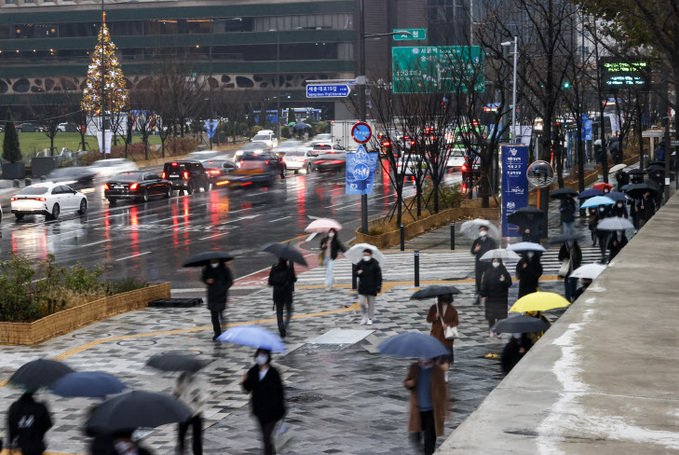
[[510, 292, 571, 313]]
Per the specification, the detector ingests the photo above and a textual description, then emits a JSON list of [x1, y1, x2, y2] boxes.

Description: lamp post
[[501, 36, 518, 144], [269, 29, 282, 141], [100, 0, 106, 158]]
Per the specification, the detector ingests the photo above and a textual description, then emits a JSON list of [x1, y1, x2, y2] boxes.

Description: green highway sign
[[393, 28, 427, 41], [392, 46, 485, 94]]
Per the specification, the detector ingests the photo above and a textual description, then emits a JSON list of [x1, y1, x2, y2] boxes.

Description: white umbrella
[[304, 218, 342, 233], [610, 163, 628, 174], [596, 217, 634, 231], [570, 263, 606, 280], [460, 219, 500, 240], [480, 248, 520, 262], [344, 243, 386, 264], [507, 242, 547, 253]]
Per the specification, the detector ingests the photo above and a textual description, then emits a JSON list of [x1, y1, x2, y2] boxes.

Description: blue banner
[[204, 120, 219, 139], [501, 144, 529, 237], [346, 145, 379, 195], [582, 119, 593, 141]]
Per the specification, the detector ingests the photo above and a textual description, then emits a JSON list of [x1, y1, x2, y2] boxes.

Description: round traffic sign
[[351, 122, 372, 144]]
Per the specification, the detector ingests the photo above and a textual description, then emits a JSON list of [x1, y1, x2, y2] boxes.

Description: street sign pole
[[358, 0, 368, 234]]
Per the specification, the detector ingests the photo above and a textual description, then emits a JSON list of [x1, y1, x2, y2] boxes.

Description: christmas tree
[[81, 18, 128, 115]]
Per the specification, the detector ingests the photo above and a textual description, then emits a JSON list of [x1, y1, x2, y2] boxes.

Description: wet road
[[0, 168, 461, 290]]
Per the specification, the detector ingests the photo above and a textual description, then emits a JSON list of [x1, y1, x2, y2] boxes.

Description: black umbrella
[[625, 182, 660, 199], [146, 353, 207, 373], [550, 188, 578, 199], [182, 251, 234, 267], [410, 285, 461, 300], [628, 168, 646, 175], [549, 233, 586, 245], [646, 165, 665, 174], [260, 242, 308, 266], [9, 359, 75, 390], [648, 160, 665, 168], [492, 315, 549, 334], [86, 391, 191, 434], [507, 207, 544, 227]]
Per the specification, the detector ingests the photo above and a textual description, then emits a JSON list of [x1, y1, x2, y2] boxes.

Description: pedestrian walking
[[404, 358, 448, 455], [320, 228, 346, 291], [609, 200, 628, 218], [559, 197, 577, 235], [113, 434, 153, 455], [426, 293, 459, 383], [615, 170, 630, 192], [515, 252, 543, 298], [241, 349, 286, 455], [500, 333, 533, 375], [174, 372, 206, 455], [268, 258, 297, 338], [558, 239, 582, 302], [607, 230, 628, 262], [6, 392, 53, 455], [480, 258, 512, 340], [470, 226, 498, 304], [201, 259, 233, 340], [595, 205, 611, 263], [572, 278, 593, 301], [354, 248, 382, 325], [587, 207, 599, 246], [517, 213, 542, 243], [637, 191, 656, 229]]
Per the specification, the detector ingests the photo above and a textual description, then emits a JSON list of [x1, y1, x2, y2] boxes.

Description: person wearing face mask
[[320, 228, 347, 292], [404, 357, 448, 455], [426, 293, 459, 383], [587, 206, 598, 247], [594, 205, 611, 263], [470, 225, 498, 304], [515, 251, 543, 298], [609, 200, 628, 218], [636, 191, 656, 228], [558, 239, 582, 302], [559, 197, 577, 235], [479, 258, 512, 340], [201, 259, 234, 341], [607, 229, 628, 262], [268, 258, 297, 338], [500, 333, 533, 375], [241, 349, 286, 455], [354, 249, 382, 325]]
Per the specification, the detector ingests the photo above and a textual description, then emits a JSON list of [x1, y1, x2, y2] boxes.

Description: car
[[314, 133, 333, 142], [395, 154, 428, 176], [203, 159, 237, 186], [273, 140, 306, 158], [250, 129, 278, 148], [446, 148, 467, 171], [311, 143, 345, 154], [16, 122, 43, 133], [57, 122, 78, 133], [226, 154, 284, 188], [283, 150, 320, 174], [461, 155, 481, 181], [233, 142, 272, 159], [104, 171, 173, 204], [236, 151, 286, 177], [45, 167, 97, 191], [11, 182, 87, 220], [161, 160, 210, 194], [312, 151, 347, 172], [87, 158, 138, 178]]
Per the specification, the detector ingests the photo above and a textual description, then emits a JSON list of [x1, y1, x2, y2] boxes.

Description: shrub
[[2, 115, 22, 163], [166, 137, 199, 156], [106, 278, 147, 295]]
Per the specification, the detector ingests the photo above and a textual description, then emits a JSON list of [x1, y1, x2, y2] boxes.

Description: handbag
[[558, 258, 571, 278], [317, 251, 324, 267], [438, 303, 458, 340], [273, 419, 293, 453]]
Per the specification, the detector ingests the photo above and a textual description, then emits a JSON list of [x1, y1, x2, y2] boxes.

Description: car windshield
[[243, 143, 266, 150], [112, 172, 143, 182], [19, 186, 49, 195], [252, 134, 270, 141]]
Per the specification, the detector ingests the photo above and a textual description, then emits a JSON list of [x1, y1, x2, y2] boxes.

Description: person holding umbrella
[[515, 251, 543, 298], [609, 199, 629, 218], [173, 371, 206, 455], [7, 391, 53, 455], [558, 239, 582, 302], [471, 225, 497, 304], [559, 196, 577, 235], [320, 228, 347, 292], [637, 191, 656, 228], [500, 333, 534, 375], [594, 205, 611, 263], [479, 258, 512, 340], [268, 258, 297, 338], [607, 230, 628, 262], [201, 258, 234, 340], [241, 349, 286, 455], [354, 248, 382, 325], [615, 169, 630, 192], [425, 293, 458, 383]]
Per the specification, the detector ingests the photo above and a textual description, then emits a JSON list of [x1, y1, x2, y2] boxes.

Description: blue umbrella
[[293, 122, 310, 131], [217, 325, 286, 353], [378, 332, 449, 358], [580, 195, 615, 209], [578, 188, 604, 200], [605, 191, 630, 202], [50, 372, 127, 398]]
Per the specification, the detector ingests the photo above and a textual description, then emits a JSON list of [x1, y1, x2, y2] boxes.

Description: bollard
[[414, 250, 420, 287], [450, 222, 455, 250], [24, 177, 31, 187], [12, 179, 20, 188], [400, 223, 405, 251], [351, 263, 358, 290]]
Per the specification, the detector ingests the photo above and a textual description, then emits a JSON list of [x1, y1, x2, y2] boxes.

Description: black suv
[[162, 160, 210, 194]]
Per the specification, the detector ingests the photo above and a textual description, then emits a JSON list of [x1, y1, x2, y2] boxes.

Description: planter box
[[2, 162, 26, 180], [0, 282, 170, 346]]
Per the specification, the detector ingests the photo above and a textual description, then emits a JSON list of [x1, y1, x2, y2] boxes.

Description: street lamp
[[269, 29, 282, 141], [501, 37, 518, 144]]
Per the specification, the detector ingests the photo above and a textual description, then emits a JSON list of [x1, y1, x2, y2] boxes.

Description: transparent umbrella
[[460, 219, 500, 240]]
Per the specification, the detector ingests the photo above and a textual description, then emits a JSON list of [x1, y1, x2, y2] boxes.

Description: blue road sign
[[346, 145, 379, 195], [306, 84, 350, 98], [351, 122, 372, 143], [501, 144, 529, 237]]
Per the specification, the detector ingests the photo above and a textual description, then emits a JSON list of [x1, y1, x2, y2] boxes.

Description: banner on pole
[[346, 145, 379, 195], [501, 144, 529, 237], [96, 130, 112, 155]]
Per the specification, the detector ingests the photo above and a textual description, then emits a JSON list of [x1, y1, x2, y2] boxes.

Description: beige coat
[[404, 362, 449, 436]]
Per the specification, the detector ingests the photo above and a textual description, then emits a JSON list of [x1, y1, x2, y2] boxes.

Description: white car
[[11, 182, 88, 220], [233, 142, 272, 159], [250, 130, 278, 148], [314, 133, 333, 142], [395, 154, 428, 176], [446, 149, 467, 171], [87, 158, 138, 178], [283, 150, 320, 173]]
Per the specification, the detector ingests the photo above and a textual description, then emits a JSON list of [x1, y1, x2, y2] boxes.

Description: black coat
[[501, 335, 533, 374], [608, 203, 628, 218], [319, 235, 346, 260], [7, 394, 52, 453], [268, 261, 296, 304], [615, 171, 630, 191], [637, 196, 656, 221], [354, 258, 383, 296], [558, 242, 582, 277], [242, 365, 286, 424], [201, 264, 233, 311], [607, 233, 628, 260], [559, 199, 576, 223], [516, 256, 543, 298], [480, 265, 512, 320]]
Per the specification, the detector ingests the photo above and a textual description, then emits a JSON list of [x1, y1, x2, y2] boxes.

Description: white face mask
[[362, 256, 371, 262], [599, 207, 605, 212], [328, 232, 335, 238], [492, 262, 500, 268], [255, 354, 268, 366], [527, 252, 534, 259], [479, 230, 487, 237], [617, 202, 623, 207], [210, 263, 219, 269], [419, 357, 433, 368]]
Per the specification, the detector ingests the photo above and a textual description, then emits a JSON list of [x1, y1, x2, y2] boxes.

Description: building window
[[24, 0, 34, 3], [5, 0, 16, 4]]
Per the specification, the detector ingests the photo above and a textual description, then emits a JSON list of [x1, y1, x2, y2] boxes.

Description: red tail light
[[37, 197, 47, 202], [462, 164, 468, 171], [171, 162, 178, 166], [129, 183, 139, 190], [265, 160, 270, 165], [10, 197, 17, 201], [183, 171, 190, 180], [162, 172, 166, 179], [382, 141, 391, 147], [208, 169, 221, 176], [104, 183, 110, 190]]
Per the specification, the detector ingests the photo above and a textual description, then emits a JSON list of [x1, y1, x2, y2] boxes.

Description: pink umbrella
[[305, 218, 343, 233]]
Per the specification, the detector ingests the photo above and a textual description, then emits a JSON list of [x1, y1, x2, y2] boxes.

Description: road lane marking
[[269, 216, 291, 223], [114, 251, 151, 261], [79, 239, 110, 248], [199, 231, 229, 240]]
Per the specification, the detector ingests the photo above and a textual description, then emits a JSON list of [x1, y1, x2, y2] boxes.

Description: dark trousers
[[178, 414, 203, 455], [564, 277, 577, 302], [410, 410, 436, 455], [259, 420, 277, 455], [210, 310, 224, 339], [275, 299, 293, 338]]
